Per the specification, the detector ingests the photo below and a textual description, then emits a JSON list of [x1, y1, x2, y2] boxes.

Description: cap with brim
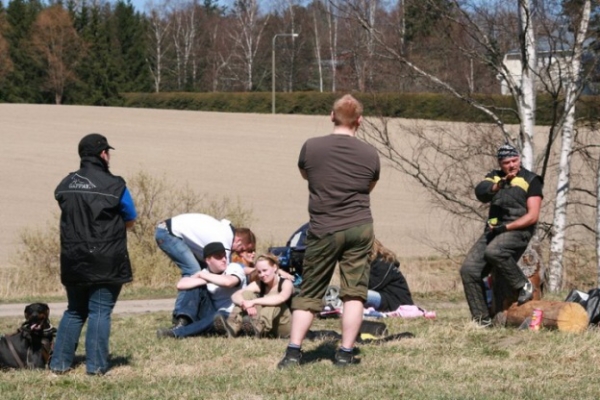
[[204, 242, 226, 259], [78, 133, 115, 157]]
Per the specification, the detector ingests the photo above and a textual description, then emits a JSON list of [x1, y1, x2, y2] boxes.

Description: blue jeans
[[50, 284, 122, 375], [365, 290, 382, 310], [155, 226, 206, 314], [155, 226, 203, 276], [172, 287, 224, 338]]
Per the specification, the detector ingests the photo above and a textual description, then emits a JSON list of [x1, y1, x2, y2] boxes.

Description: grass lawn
[[1, 295, 600, 399]]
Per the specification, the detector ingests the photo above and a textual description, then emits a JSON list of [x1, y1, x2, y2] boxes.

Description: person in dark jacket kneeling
[[365, 239, 414, 312], [50, 133, 137, 376]]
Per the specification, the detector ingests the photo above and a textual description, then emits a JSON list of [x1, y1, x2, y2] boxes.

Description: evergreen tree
[[0, 2, 15, 96], [69, 3, 121, 105], [4, 0, 45, 102], [112, 0, 150, 92]]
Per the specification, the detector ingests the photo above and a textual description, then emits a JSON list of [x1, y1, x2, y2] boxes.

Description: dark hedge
[[123, 92, 600, 126]]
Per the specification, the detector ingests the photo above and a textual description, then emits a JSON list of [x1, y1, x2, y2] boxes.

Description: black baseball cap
[[203, 242, 227, 259], [78, 133, 115, 157]]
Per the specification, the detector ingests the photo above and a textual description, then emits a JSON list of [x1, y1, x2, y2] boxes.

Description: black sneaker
[[214, 314, 237, 338], [333, 349, 360, 367], [277, 348, 302, 369], [518, 280, 534, 305], [156, 327, 176, 339]]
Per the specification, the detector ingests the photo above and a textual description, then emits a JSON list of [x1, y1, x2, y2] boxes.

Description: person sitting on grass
[[235, 249, 296, 283], [213, 253, 294, 338], [156, 242, 246, 339], [365, 239, 414, 312]]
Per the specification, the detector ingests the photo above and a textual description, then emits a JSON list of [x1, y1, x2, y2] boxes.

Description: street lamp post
[[272, 32, 299, 114]]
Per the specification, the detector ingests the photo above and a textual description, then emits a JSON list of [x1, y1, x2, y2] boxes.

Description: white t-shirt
[[170, 213, 234, 260], [207, 263, 246, 312]]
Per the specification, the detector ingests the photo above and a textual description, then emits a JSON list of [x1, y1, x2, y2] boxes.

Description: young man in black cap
[[460, 143, 543, 327], [51, 133, 137, 375], [156, 242, 246, 338]]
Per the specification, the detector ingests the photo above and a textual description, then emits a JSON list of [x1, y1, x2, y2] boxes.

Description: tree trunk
[[501, 300, 588, 333], [597, 159, 600, 287], [313, 4, 323, 92], [547, 0, 590, 292], [517, 0, 536, 170]]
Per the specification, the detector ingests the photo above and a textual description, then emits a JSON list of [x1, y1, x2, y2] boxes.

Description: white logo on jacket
[[68, 174, 96, 190]]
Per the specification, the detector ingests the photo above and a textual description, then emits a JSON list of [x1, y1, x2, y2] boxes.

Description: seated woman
[[213, 253, 294, 338], [365, 239, 414, 312], [235, 248, 295, 283]]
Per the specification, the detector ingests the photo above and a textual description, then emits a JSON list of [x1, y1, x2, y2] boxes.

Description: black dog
[[0, 303, 57, 369]]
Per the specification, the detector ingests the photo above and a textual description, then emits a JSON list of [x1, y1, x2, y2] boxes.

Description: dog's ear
[[24, 304, 33, 320]]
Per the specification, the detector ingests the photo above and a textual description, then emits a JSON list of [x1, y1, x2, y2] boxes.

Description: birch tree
[[547, 0, 593, 291], [312, 1, 324, 92], [146, 1, 171, 92], [206, 13, 233, 91], [344, 0, 598, 290], [171, 1, 196, 90], [230, 0, 269, 91], [326, 0, 338, 91]]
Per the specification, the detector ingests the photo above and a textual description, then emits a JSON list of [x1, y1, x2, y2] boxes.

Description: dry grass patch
[[2, 171, 254, 300]]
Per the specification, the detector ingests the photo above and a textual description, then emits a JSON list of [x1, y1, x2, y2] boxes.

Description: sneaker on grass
[[333, 349, 360, 367], [277, 348, 302, 369]]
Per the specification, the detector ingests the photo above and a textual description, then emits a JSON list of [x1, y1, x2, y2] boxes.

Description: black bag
[[564, 289, 588, 306], [359, 320, 388, 337], [586, 289, 600, 325]]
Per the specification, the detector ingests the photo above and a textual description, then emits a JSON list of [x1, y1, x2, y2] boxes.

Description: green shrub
[[4, 171, 254, 299], [122, 91, 600, 126]]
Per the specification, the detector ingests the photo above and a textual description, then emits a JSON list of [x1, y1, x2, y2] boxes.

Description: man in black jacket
[[50, 133, 137, 375], [460, 143, 543, 328]]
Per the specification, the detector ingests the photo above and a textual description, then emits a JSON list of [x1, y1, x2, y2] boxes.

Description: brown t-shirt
[[298, 134, 380, 236]]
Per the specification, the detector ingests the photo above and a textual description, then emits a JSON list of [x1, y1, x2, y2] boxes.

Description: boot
[[241, 315, 264, 338]]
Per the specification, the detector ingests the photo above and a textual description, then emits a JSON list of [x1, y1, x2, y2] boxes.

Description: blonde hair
[[369, 239, 397, 263], [254, 253, 280, 269], [332, 94, 363, 128], [249, 253, 280, 284]]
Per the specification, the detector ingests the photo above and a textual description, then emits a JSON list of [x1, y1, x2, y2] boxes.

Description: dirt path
[[0, 298, 176, 319]]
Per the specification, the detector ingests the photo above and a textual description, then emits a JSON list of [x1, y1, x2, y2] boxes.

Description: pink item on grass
[[385, 305, 437, 319]]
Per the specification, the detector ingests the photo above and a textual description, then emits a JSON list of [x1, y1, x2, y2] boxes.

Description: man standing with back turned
[[460, 143, 543, 327], [278, 94, 380, 368], [51, 133, 137, 375]]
